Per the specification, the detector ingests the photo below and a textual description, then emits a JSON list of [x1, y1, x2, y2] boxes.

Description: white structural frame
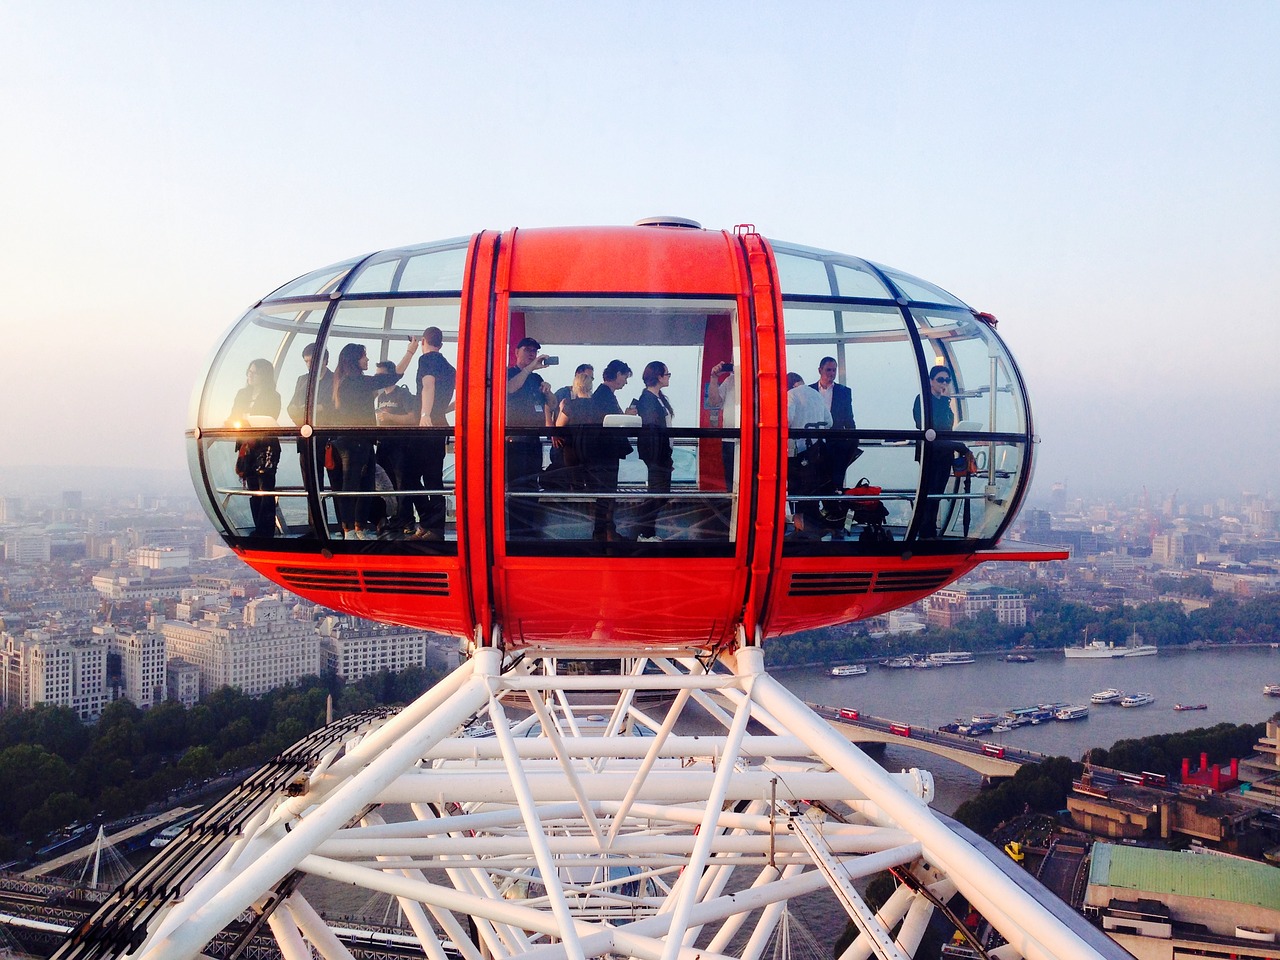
[[77, 642, 1116, 960]]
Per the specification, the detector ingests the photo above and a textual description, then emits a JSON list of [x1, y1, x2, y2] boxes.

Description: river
[[781, 644, 1280, 812]]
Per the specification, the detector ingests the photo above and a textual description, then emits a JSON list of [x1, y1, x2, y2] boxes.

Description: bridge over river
[[806, 701, 1045, 778]]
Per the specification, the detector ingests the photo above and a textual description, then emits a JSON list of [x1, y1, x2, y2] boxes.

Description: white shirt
[[787, 385, 830, 457], [815, 382, 835, 413]]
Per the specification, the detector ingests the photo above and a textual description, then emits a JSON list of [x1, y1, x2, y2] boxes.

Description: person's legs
[[248, 472, 277, 537], [592, 459, 621, 538], [638, 458, 672, 539], [506, 437, 542, 538], [421, 433, 447, 537]]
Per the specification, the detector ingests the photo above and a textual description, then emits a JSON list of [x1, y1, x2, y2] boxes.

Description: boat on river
[[879, 656, 915, 669], [1120, 692, 1155, 708], [1173, 703, 1207, 711], [1004, 653, 1036, 663], [1054, 704, 1089, 721], [829, 664, 868, 677], [1264, 683, 1280, 697], [928, 651, 975, 666], [1091, 688, 1123, 704], [1064, 627, 1157, 659]]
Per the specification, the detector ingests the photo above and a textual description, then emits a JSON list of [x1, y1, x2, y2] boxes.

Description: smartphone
[[722, 362, 733, 372], [544, 356, 560, 366]]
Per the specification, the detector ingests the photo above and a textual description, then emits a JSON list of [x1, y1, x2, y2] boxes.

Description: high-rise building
[[114, 618, 168, 708], [4, 629, 111, 720], [161, 595, 320, 698]]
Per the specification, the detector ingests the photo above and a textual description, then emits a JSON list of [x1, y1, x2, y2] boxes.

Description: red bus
[[888, 723, 911, 737], [980, 743, 1005, 759], [838, 708, 860, 721]]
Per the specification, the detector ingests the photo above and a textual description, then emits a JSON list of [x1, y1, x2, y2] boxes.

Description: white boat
[[1064, 627, 1157, 659], [1091, 688, 1123, 704], [1264, 683, 1280, 697], [927, 651, 976, 666], [1054, 704, 1089, 721], [1063, 639, 1118, 659], [1064, 639, 1158, 659], [1120, 692, 1155, 708], [878, 656, 915, 669], [829, 664, 868, 677]]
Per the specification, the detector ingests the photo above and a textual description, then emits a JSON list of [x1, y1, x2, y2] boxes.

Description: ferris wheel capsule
[[188, 220, 1062, 651]]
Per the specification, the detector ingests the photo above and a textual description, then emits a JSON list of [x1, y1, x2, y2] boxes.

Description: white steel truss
[[63, 643, 1122, 960]]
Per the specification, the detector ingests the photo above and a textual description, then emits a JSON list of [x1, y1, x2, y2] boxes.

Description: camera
[[543, 356, 560, 366]]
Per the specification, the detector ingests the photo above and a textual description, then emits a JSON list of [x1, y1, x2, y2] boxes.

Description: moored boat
[[1091, 688, 1123, 704], [1004, 653, 1036, 663], [879, 656, 915, 669], [1120, 692, 1155, 708], [928, 651, 976, 666], [1054, 704, 1089, 721], [830, 664, 868, 677]]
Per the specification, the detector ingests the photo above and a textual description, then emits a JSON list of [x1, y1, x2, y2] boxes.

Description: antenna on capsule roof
[[633, 216, 702, 229]]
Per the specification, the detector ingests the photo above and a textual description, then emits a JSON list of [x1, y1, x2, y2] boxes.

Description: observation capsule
[[189, 221, 1061, 652]]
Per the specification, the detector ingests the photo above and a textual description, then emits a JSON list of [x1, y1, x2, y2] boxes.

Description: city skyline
[[2, 4, 1276, 500]]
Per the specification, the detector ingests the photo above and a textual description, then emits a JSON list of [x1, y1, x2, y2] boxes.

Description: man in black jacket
[[589, 359, 635, 541], [810, 357, 858, 528]]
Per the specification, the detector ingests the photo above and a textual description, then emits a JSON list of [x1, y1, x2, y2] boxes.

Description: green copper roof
[[1089, 842, 1280, 910]]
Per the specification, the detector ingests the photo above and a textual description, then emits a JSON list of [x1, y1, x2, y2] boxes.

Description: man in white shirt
[[787, 372, 830, 536]]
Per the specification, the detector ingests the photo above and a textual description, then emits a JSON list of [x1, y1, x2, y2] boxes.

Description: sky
[[1, 2, 1276, 503]]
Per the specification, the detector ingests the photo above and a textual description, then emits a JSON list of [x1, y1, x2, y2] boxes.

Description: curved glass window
[[192, 238, 467, 547], [912, 308, 1026, 435], [313, 297, 461, 543], [871, 263, 967, 308], [344, 239, 468, 294], [262, 258, 360, 302], [773, 240, 1030, 553]]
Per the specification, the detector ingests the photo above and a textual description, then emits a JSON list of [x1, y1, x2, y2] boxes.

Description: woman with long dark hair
[[635, 361, 674, 542], [227, 357, 282, 537], [329, 337, 420, 539]]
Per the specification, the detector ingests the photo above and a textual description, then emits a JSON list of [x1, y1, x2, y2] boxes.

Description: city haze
[[1, 3, 1276, 500]]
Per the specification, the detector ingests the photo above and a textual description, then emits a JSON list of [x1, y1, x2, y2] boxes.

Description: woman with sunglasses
[[913, 365, 958, 537]]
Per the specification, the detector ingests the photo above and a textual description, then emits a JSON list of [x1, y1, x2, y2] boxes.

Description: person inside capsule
[[329, 337, 420, 539], [227, 358, 281, 538], [409, 326, 455, 541], [913, 364, 959, 538], [635, 361, 674, 542], [506, 337, 556, 538], [811, 356, 858, 529]]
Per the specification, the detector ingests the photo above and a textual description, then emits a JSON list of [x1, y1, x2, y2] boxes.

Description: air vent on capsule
[[634, 216, 702, 229]]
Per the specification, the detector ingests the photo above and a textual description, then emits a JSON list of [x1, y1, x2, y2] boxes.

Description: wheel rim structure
[[55, 646, 1123, 960]]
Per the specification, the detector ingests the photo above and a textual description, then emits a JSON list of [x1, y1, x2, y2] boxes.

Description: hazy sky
[[1, 2, 1275, 501]]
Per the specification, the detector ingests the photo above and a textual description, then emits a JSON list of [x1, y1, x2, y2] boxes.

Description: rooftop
[[1089, 842, 1280, 910]]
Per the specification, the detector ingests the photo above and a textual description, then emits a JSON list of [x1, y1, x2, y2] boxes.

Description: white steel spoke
[[77, 646, 1119, 960]]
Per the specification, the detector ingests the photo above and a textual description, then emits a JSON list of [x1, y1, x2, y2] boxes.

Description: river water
[[781, 644, 1280, 812]]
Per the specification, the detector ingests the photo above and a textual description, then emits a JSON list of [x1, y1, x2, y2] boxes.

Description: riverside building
[[161, 595, 320, 698]]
